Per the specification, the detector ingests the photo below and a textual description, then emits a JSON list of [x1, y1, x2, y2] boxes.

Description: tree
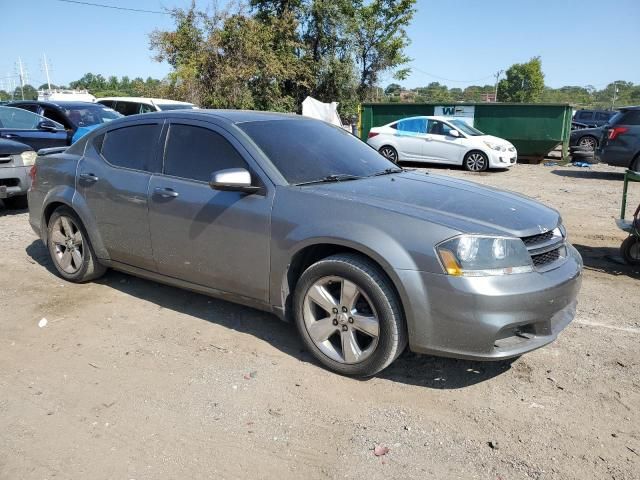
[[497, 57, 545, 102], [13, 84, 37, 100], [385, 83, 402, 95], [348, 0, 416, 100]]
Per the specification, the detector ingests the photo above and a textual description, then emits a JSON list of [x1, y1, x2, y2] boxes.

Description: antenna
[[16, 57, 27, 100], [42, 53, 53, 91]]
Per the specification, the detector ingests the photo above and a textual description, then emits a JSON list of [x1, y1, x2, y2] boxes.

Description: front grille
[[532, 248, 560, 267], [0, 178, 19, 187], [522, 230, 554, 246]]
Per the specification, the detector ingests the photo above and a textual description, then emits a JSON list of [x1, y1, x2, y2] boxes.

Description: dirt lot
[[1, 163, 639, 480]]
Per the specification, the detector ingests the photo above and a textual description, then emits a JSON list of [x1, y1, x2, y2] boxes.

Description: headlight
[[20, 151, 37, 166], [483, 141, 506, 152], [436, 235, 533, 276]]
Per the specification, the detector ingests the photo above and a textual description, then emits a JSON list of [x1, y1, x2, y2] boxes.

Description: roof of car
[[115, 109, 302, 124], [619, 105, 640, 111], [98, 97, 195, 105], [8, 100, 103, 108]]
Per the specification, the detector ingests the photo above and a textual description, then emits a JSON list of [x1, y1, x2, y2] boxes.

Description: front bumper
[[0, 165, 30, 199], [487, 149, 517, 168], [397, 244, 583, 360]]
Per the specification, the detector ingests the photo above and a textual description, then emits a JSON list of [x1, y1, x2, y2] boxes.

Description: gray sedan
[[28, 111, 582, 376]]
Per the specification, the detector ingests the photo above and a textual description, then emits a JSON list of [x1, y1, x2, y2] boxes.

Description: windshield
[[156, 103, 196, 111], [62, 105, 122, 127], [0, 106, 64, 130], [449, 119, 484, 136], [240, 119, 396, 184]]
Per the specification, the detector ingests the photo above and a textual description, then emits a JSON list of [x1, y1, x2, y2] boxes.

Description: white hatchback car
[[366, 116, 517, 171]]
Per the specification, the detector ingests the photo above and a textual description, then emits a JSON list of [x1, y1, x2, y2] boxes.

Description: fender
[[41, 185, 110, 260]]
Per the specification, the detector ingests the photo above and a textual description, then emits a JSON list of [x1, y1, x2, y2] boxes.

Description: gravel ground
[[0, 162, 639, 480]]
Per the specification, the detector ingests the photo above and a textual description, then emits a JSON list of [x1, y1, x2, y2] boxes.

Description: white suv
[[97, 97, 197, 116], [366, 116, 517, 171]]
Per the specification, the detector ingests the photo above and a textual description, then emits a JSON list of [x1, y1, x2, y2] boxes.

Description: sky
[[2, 0, 639, 92]]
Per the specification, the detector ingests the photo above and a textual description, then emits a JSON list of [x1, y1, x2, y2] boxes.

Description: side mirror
[[37, 120, 58, 132], [209, 168, 261, 194], [448, 129, 460, 138]]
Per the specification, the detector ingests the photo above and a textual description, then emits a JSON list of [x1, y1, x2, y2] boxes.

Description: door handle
[[2, 134, 17, 139], [154, 187, 179, 198], [79, 173, 99, 182]]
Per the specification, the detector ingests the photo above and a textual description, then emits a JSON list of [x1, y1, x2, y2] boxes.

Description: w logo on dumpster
[[442, 107, 456, 115]]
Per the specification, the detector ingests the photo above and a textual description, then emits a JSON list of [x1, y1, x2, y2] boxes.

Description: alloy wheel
[[578, 136, 597, 151], [50, 216, 85, 274], [379, 146, 398, 163], [466, 152, 487, 171], [302, 276, 380, 364]]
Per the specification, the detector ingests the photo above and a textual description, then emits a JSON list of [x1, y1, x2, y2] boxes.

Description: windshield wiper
[[371, 167, 404, 177], [294, 174, 364, 186]]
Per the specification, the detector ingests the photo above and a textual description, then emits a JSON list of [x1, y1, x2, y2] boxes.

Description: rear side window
[[163, 124, 247, 182], [576, 111, 593, 120], [397, 118, 427, 134], [596, 112, 611, 121], [100, 124, 160, 171], [114, 102, 141, 116], [618, 110, 640, 125]]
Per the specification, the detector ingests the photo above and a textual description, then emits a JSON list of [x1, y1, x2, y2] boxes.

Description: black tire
[[577, 135, 598, 151], [464, 150, 489, 172], [3, 195, 28, 210], [620, 236, 640, 265], [47, 206, 106, 282], [378, 145, 399, 164], [293, 253, 407, 377]]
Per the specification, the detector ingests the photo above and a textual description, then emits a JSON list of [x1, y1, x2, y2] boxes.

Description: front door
[[423, 120, 468, 164], [0, 107, 67, 150], [77, 121, 163, 270], [147, 121, 272, 302]]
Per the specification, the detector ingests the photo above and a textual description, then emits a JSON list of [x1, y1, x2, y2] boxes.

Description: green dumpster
[[359, 102, 573, 162]]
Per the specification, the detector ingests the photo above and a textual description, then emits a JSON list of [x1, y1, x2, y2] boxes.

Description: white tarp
[[302, 96, 342, 127]]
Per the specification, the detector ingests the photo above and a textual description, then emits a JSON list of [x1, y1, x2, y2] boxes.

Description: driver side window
[[163, 124, 248, 182]]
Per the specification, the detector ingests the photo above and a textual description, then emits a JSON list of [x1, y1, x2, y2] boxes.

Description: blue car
[[8, 101, 122, 145], [0, 106, 68, 150]]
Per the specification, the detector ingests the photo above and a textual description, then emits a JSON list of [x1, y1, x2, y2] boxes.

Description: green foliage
[[497, 56, 545, 102], [148, 0, 416, 120]]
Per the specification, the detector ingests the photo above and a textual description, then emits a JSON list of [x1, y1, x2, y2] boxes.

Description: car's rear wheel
[[47, 206, 106, 282], [620, 236, 640, 265], [293, 253, 407, 377], [464, 151, 488, 172], [378, 146, 399, 163], [578, 135, 598, 151]]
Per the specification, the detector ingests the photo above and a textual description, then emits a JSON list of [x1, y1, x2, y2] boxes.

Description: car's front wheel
[[620, 236, 640, 265], [47, 206, 106, 282], [378, 146, 399, 163], [464, 151, 489, 172], [293, 253, 407, 377]]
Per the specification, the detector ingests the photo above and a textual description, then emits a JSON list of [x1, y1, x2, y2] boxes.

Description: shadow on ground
[[25, 239, 512, 389], [550, 169, 625, 181], [399, 161, 511, 175], [573, 243, 640, 279], [0, 202, 28, 217]]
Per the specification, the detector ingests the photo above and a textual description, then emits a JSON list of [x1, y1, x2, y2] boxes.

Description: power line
[[53, 0, 169, 15], [410, 65, 496, 84]]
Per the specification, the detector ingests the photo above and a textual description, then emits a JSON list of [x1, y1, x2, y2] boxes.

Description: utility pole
[[494, 69, 503, 102], [42, 53, 52, 91], [16, 57, 26, 100], [611, 81, 619, 110]]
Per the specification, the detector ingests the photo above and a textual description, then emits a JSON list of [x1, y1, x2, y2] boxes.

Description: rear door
[[147, 120, 273, 301], [77, 121, 163, 270], [395, 118, 428, 161], [0, 107, 67, 149]]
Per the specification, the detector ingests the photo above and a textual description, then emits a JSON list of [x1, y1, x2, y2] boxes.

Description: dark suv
[[597, 106, 640, 171], [573, 109, 616, 128]]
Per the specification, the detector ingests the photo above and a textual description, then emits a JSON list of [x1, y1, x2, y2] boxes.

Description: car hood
[[0, 138, 33, 155], [570, 126, 603, 137], [304, 171, 560, 238]]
